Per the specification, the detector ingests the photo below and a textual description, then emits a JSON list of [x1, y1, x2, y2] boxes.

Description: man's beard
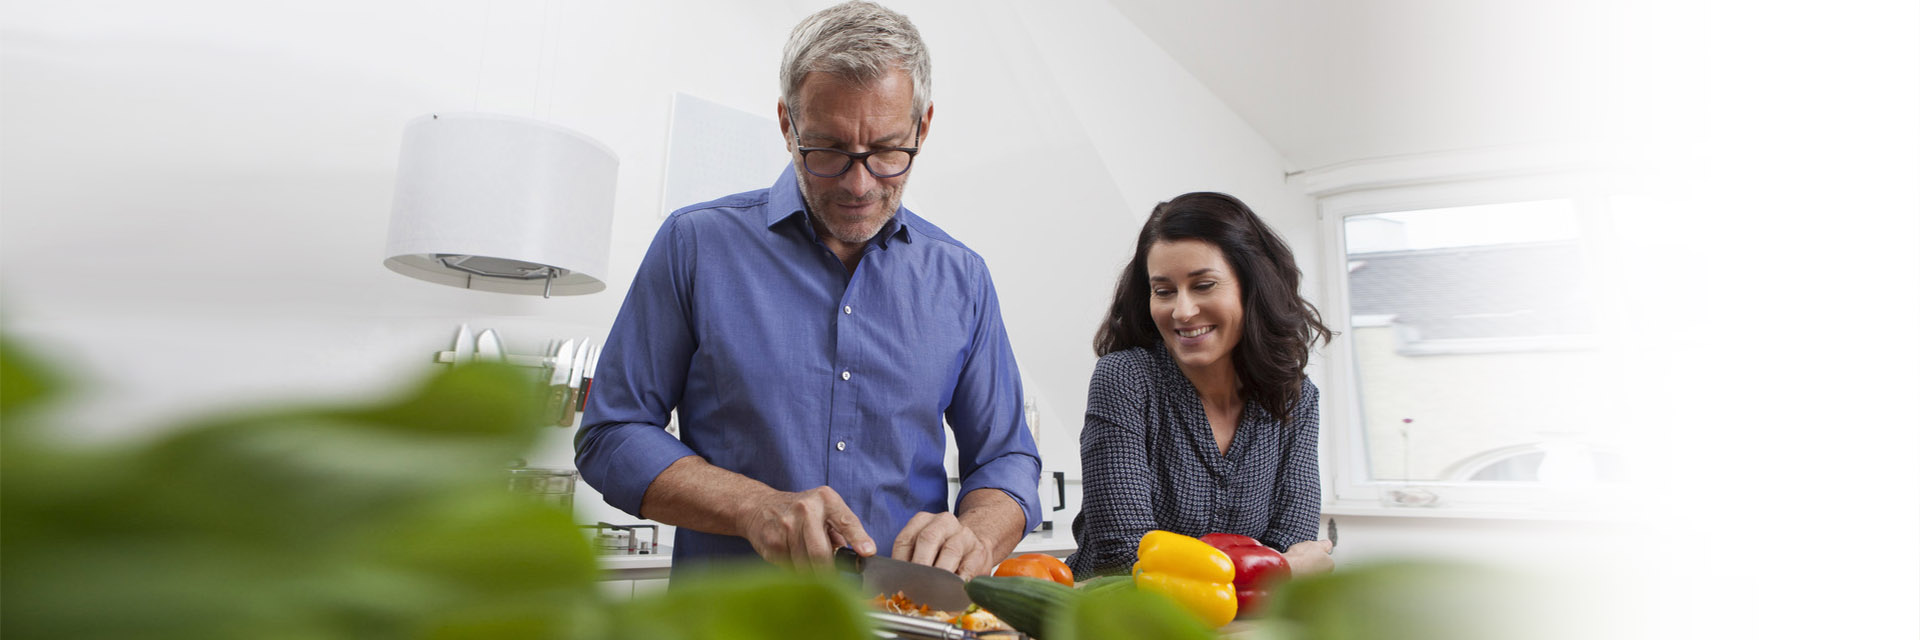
[[797, 177, 906, 246]]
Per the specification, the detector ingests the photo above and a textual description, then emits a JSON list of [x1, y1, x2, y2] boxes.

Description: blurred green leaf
[[609, 564, 872, 640], [0, 333, 61, 417], [1256, 561, 1549, 640], [0, 340, 601, 640], [1050, 580, 1217, 640]]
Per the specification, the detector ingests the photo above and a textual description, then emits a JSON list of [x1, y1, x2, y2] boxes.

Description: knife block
[[433, 326, 602, 427]]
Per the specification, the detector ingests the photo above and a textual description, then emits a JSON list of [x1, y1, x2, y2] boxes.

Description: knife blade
[[836, 547, 972, 612], [453, 324, 475, 365], [1327, 517, 1339, 549], [475, 329, 504, 362]]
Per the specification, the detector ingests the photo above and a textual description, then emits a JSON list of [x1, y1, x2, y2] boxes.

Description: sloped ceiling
[[1106, 0, 1633, 172]]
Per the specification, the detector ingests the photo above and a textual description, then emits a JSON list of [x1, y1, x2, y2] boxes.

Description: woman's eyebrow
[[1148, 268, 1219, 283]]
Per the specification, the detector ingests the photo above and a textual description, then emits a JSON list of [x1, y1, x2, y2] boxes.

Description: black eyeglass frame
[[791, 123, 923, 179]]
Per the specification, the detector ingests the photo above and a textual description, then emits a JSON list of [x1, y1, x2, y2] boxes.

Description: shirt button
[[836, 441, 847, 451], [843, 305, 852, 314], [841, 371, 850, 380]]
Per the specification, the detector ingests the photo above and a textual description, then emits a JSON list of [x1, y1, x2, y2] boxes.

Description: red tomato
[[991, 553, 1074, 586]]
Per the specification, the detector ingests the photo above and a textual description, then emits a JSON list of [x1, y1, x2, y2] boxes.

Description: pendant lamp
[[384, 112, 617, 297]]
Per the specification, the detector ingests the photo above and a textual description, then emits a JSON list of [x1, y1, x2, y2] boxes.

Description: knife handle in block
[[560, 389, 578, 427], [547, 385, 570, 427]]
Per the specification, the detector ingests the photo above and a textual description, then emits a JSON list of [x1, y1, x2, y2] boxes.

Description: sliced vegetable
[[955, 606, 1007, 632], [1130, 530, 1237, 628], [994, 553, 1075, 586]]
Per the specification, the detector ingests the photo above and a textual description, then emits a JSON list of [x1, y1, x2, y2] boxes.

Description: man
[[576, 1, 1041, 580]]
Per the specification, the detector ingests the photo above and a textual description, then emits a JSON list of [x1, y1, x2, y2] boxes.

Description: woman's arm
[[1068, 353, 1161, 580], [1262, 379, 1331, 575]]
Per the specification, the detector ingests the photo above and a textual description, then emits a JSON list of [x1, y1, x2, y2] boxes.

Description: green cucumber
[[964, 575, 1079, 638]]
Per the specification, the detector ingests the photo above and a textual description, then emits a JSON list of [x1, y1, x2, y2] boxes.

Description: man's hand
[[893, 511, 996, 579], [1282, 539, 1335, 577], [739, 486, 877, 570]]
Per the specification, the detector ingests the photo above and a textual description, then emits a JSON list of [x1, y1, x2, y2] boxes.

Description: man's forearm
[[955, 488, 1030, 562], [639, 455, 779, 537]]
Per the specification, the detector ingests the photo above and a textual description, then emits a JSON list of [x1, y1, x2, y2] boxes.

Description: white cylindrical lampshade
[[385, 112, 618, 296]]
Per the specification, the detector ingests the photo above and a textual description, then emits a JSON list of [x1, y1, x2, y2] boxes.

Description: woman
[[1067, 192, 1335, 580]]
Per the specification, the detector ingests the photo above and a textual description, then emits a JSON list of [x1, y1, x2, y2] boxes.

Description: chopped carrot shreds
[[869, 591, 936, 617], [867, 592, 1012, 631]]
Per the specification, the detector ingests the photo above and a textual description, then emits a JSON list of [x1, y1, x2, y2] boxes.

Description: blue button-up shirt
[[577, 166, 1042, 572]]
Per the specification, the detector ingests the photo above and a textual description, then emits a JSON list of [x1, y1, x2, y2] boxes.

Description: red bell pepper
[[1199, 533, 1290, 614]]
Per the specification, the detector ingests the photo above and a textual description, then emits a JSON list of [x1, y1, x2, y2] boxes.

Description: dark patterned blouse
[[1066, 344, 1321, 579]]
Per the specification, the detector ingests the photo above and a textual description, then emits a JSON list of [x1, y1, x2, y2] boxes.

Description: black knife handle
[[834, 546, 863, 575]]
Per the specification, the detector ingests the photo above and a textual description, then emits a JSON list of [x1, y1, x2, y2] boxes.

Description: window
[[1448, 443, 1629, 484], [1309, 164, 1632, 513]]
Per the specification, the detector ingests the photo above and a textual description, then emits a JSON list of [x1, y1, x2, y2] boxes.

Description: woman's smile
[[1176, 326, 1215, 339]]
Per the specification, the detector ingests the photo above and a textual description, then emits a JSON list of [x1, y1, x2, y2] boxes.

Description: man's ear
[[778, 100, 795, 152], [916, 103, 934, 145]]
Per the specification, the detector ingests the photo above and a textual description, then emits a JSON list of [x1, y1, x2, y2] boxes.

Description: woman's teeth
[[1177, 327, 1213, 338]]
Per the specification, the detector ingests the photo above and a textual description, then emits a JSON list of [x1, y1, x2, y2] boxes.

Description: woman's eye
[[1151, 289, 1173, 298], [1195, 281, 1215, 291]]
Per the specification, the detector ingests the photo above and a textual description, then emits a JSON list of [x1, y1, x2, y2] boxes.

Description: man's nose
[[837, 159, 879, 195]]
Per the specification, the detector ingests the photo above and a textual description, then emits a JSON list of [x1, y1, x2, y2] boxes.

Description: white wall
[[0, 0, 1314, 521]]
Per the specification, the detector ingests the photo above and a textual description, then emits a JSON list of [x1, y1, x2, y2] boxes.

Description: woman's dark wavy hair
[[1095, 192, 1333, 422]]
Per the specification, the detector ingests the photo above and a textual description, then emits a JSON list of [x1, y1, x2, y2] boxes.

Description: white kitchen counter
[[597, 546, 675, 581], [1009, 527, 1077, 558], [598, 528, 1079, 582]]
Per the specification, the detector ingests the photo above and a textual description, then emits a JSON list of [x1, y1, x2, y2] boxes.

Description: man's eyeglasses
[[792, 124, 921, 179]]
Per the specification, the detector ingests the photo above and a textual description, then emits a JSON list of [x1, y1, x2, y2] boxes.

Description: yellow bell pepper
[[1131, 530, 1238, 627]]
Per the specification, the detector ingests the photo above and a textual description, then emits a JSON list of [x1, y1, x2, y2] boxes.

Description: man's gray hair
[[780, 1, 932, 122]]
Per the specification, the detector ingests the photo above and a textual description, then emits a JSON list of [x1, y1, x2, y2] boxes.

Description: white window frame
[[1302, 147, 1631, 517]]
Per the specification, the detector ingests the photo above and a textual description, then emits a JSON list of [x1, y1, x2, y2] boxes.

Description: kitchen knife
[[563, 337, 591, 426], [1327, 518, 1339, 549], [548, 339, 575, 426], [475, 329, 504, 362], [576, 344, 601, 413], [453, 324, 475, 365], [836, 547, 972, 612]]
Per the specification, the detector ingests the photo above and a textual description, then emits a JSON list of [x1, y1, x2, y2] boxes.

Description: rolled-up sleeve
[[575, 215, 699, 517], [945, 257, 1042, 533]]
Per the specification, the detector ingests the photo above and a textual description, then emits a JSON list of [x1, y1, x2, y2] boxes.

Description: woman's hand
[[1283, 539, 1335, 577]]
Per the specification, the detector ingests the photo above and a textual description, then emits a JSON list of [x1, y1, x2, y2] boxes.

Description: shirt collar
[[764, 163, 915, 249]]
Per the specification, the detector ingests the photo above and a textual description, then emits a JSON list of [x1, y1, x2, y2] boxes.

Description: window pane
[[1344, 200, 1621, 486]]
